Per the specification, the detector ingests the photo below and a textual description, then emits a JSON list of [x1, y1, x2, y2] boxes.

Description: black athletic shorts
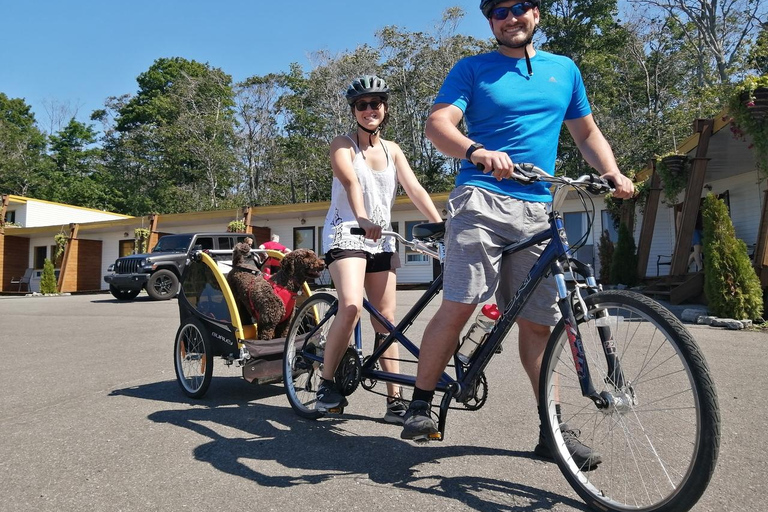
[[324, 249, 400, 273]]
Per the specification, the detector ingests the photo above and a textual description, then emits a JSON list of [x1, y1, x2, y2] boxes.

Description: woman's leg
[[364, 269, 400, 399], [322, 257, 367, 381]]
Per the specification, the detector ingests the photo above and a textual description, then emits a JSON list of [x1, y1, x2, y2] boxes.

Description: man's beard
[[496, 26, 537, 49]]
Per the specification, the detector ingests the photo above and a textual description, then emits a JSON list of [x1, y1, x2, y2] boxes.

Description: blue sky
[[1, 0, 492, 129]]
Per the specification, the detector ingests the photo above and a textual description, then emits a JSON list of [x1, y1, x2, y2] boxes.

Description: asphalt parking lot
[[1, 290, 766, 512]]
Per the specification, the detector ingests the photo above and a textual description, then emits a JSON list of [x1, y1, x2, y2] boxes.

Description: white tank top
[[323, 135, 397, 254]]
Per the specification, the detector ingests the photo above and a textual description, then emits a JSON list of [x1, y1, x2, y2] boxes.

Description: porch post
[[636, 166, 662, 278], [147, 214, 160, 250], [670, 119, 713, 277], [754, 188, 768, 287], [58, 223, 79, 293], [242, 206, 253, 235]]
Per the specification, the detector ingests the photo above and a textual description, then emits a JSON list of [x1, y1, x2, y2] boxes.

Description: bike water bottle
[[457, 304, 500, 364]]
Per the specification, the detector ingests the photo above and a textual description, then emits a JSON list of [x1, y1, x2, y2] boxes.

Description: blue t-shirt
[[434, 50, 592, 202]]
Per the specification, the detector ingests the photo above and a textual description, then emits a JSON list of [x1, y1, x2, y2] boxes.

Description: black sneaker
[[400, 400, 439, 440], [534, 423, 602, 469], [316, 379, 347, 412], [383, 398, 408, 425]]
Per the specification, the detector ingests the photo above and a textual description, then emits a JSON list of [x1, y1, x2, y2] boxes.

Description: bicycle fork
[[553, 269, 629, 411]]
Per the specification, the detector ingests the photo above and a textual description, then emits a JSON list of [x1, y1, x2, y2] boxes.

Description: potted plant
[[54, 232, 68, 264], [727, 74, 768, 176], [227, 219, 247, 233], [655, 151, 690, 204]]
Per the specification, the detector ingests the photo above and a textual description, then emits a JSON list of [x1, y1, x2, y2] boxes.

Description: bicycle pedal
[[411, 431, 442, 443], [326, 406, 344, 414]]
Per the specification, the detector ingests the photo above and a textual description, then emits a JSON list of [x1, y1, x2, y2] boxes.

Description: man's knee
[[518, 319, 551, 344]]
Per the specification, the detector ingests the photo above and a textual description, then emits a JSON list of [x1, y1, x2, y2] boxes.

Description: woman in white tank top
[[316, 75, 443, 421]]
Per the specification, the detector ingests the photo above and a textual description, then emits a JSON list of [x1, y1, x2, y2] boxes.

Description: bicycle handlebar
[[349, 227, 440, 260], [476, 162, 616, 195]]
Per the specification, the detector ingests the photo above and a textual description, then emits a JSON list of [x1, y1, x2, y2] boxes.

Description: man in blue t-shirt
[[401, 0, 635, 467]]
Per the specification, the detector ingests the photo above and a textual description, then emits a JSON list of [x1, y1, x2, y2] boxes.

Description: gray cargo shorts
[[443, 185, 561, 327]]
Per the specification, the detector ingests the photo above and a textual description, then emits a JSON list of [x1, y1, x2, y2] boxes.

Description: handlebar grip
[[350, 227, 365, 235], [476, 163, 485, 172]]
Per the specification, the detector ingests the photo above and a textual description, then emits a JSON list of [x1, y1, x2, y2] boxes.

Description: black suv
[[104, 232, 251, 301]]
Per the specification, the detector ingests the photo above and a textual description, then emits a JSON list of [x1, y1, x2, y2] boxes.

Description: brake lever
[[586, 174, 612, 194], [475, 162, 538, 185]]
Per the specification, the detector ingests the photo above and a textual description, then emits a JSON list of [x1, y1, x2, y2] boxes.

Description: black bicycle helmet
[[345, 75, 389, 105], [480, 0, 540, 18]]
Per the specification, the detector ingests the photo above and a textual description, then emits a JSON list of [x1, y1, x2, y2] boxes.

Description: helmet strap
[[497, 37, 534, 76], [357, 123, 382, 147]]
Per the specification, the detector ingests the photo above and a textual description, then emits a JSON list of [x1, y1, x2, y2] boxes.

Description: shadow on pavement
[[112, 380, 588, 511]]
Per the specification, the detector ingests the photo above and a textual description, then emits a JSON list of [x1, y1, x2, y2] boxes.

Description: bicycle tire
[[174, 317, 213, 398], [282, 292, 337, 419], [539, 290, 720, 512]]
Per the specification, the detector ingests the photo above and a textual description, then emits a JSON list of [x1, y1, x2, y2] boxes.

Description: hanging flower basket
[[660, 154, 688, 175], [655, 153, 690, 204], [740, 87, 768, 122], [728, 75, 768, 177]]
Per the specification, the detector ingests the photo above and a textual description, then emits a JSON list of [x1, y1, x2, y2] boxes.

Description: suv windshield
[[152, 234, 194, 253]]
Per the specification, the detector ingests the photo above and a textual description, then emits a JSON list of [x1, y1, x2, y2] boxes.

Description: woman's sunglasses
[[354, 99, 384, 111], [491, 2, 535, 20]]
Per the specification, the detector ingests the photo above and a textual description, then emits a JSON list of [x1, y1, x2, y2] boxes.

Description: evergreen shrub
[[597, 229, 614, 284], [701, 194, 763, 319], [609, 222, 638, 286], [40, 259, 58, 294]]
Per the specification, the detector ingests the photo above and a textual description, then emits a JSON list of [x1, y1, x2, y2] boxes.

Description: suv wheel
[[109, 285, 141, 301], [147, 269, 179, 300]]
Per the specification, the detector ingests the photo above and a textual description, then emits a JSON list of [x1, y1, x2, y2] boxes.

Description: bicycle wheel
[[283, 292, 337, 419], [174, 318, 213, 398], [540, 290, 719, 512]]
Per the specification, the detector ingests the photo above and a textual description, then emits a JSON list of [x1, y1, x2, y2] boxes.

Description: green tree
[[0, 93, 48, 197], [598, 228, 615, 284], [42, 118, 111, 209], [629, 0, 766, 84], [379, 7, 492, 191], [701, 193, 763, 319], [610, 222, 639, 286], [97, 58, 237, 214], [39, 258, 58, 294], [748, 23, 768, 74], [234, 73, 287, 206]]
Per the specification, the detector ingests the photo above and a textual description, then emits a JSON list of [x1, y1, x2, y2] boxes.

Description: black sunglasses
[[491, 2, 535, 20], [354, 99, 384, 111]]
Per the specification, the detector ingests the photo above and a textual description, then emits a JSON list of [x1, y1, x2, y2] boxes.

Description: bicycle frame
[[296, 171, 626, 428]]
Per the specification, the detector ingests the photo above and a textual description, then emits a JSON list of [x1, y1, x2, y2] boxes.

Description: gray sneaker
[[383, 398, 408, 425], [534, 423, 602, 470], [400, 400, 439, 440], [316, 379, 347, 412]]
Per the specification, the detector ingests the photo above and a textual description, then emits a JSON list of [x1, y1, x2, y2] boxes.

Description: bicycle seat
[[412, 222, 445, 241]]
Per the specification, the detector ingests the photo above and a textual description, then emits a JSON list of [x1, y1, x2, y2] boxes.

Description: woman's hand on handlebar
[[470, 149, 515, 181], [356, 217, 382, 242]]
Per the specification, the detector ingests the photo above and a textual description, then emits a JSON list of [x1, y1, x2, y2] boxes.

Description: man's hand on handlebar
[[469, 149, 516, 181], [601, 170, 634, 199]]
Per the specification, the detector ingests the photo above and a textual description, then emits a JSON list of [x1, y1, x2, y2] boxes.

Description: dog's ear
[[279, 251, 295, 276], [232, 242, 250, 263]]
